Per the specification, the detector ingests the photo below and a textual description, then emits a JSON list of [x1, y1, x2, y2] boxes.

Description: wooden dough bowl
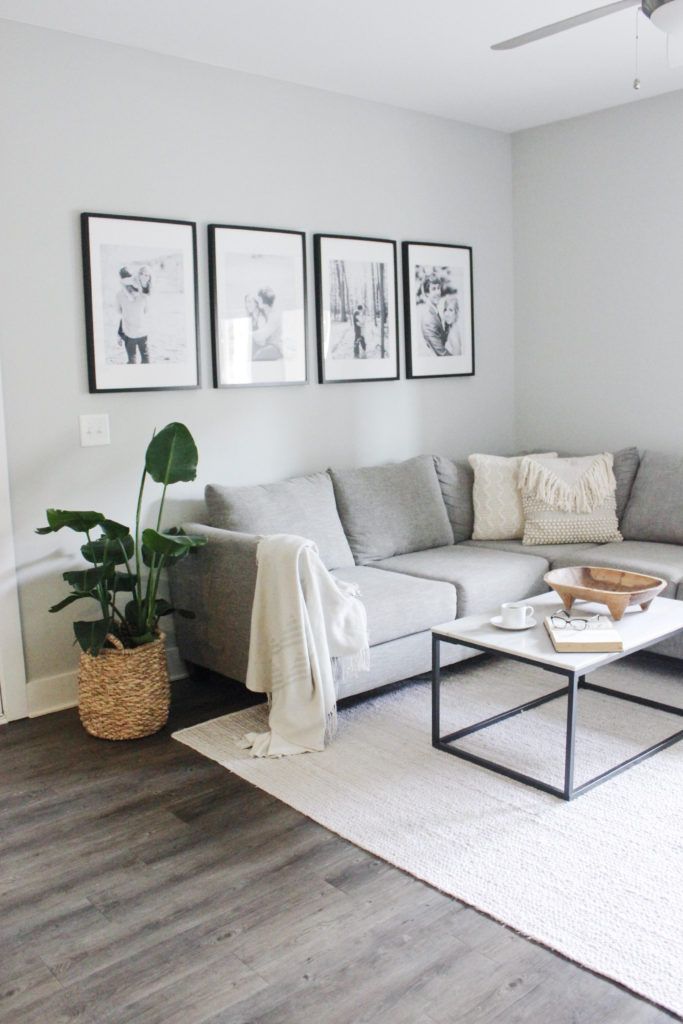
[[544, 566, 666, 621]]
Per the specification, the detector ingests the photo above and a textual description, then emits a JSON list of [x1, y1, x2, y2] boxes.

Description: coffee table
[[431, 592, 683, 800]]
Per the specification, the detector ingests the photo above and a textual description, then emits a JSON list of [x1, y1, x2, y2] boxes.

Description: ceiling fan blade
[[491, 0, 641, 50]]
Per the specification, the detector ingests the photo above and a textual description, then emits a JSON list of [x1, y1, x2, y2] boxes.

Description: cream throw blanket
[[240, 534, 370, 757]]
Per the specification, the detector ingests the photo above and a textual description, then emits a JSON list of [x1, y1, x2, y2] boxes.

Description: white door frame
[[0, 358, 28, 722]]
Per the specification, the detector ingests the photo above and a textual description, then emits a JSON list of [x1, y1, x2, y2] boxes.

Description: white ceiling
[[2, 0, 683, 131]]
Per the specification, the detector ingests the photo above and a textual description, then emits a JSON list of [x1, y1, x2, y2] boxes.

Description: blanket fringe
[[332, 645, 371, 684], [324, 706, 338, 745], [519, 452, 615, 513]]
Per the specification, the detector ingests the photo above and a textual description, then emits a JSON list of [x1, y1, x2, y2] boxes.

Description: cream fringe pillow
[[519, 453, 622, 546]]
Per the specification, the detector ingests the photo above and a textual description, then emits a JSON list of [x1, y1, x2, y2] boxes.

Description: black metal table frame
[[432, 632, 683, 801]]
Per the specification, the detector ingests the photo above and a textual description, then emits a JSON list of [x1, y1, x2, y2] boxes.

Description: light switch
[[80, 414, 110, 447]]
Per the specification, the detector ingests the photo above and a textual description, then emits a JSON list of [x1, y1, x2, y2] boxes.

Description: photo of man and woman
[[326, 259, 390, 361], [413, 264, 463, 358], [219, 253, 301, 365], [210, 226, 307, 388], [403, 241, 474, 379]]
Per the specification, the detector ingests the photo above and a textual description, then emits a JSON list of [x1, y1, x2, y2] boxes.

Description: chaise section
[[373, 545, 549, 617], [169, 525, 462, 694], [332, 566, 457, 646], [549, 541, 683, 598]]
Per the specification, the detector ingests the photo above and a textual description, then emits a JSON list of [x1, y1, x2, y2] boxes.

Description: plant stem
[[86, 528, 109, 626], [134, 465, 147, 623]]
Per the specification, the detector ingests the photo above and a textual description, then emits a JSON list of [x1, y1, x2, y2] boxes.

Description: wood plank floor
[[0, 668, 678, 1024]]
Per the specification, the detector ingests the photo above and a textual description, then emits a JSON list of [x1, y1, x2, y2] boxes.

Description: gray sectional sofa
[[169, 448, 683, 699]]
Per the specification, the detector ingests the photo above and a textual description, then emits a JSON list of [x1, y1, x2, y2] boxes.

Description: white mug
[[501, 601, 535, 629]]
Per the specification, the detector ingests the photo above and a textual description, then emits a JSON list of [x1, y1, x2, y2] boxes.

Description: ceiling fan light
[[650, 0, 683, 36]]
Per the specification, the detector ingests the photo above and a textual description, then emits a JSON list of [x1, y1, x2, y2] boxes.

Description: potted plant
[[37, 422, 207, 740]]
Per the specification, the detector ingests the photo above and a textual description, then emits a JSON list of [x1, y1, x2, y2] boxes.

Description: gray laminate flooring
[[0, 668, 677, 1024]]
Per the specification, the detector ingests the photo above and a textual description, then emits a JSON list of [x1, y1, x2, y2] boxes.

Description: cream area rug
[[173, 655, 683, 1015]]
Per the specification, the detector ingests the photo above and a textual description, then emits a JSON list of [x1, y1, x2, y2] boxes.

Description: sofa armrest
[[168, 523, 259, 683]]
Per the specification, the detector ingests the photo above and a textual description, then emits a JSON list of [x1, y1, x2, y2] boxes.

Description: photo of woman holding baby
[[81, 212, 199, 393]]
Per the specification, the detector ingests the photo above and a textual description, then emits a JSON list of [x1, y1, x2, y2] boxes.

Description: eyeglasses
[[550, 611, 601, 631]]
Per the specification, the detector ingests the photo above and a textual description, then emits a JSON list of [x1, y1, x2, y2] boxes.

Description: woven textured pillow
[[468, 452, 557, 541], [520, 453, 622, 546]]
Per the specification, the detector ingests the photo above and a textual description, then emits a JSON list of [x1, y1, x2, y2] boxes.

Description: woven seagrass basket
[[78, 632, 169, 740]]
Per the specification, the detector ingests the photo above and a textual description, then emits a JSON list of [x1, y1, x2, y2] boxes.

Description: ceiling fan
[[492, 0, 683, 50]]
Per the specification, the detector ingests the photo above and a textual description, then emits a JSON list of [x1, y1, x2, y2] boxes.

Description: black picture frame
[[208, 224, 308, 388], [81, 212, 200, 393], [314, 233, 399, 384], [402, 240, 475, 379]]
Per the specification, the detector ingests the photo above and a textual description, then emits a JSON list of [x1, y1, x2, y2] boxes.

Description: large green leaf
[[145, 423, 198, 486], [101, 519, 131, 541], [154, 599, 174, 617], [49, 592, 93, 613], [142, 528, 206, 562], [81, 534, 134, 566], [73, 618, 109, 656], [113, 572, 137, 592], [63, 564, 115, 590], [36, 509, 105, 535]]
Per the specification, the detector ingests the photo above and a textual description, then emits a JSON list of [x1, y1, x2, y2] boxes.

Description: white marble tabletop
[[432, 592, 683, 673]]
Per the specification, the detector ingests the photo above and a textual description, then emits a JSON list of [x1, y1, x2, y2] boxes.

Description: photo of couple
[[243, 287, 283, 361], [414, 264, 463, 358], [210, 226, 307, 388], [403, 242, 474, 379], [326, 258, 390, 361]]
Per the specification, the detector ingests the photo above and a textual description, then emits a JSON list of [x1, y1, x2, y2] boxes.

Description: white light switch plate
[[80, 414, 110, 447]]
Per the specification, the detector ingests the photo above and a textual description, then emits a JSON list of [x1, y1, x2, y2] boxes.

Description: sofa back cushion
[[432, 456, 474, 543], [621, 451, 683, 544], [329, 455, 454, 565], [205, 472, 355, 570], [612, 447, 640, 521]]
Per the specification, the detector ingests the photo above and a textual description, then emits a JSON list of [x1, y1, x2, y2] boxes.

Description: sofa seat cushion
[[549, 541, 683, 598], [205, 471, 354, 571], [373, 545, 548, 617], [462, 539, 597, 563], [330, 456, 454, 565], [333, 566, 456, 646]]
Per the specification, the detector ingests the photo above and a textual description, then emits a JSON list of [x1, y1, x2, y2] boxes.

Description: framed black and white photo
[[208, 225, 307, 388], [314, 234, 399, 384], [81, 213, 199, 393], [402, 241, 474, 379]]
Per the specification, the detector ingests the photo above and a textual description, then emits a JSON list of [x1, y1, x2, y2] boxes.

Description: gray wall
[[0, 21, 515, 692], [513, 89, 683, 453]]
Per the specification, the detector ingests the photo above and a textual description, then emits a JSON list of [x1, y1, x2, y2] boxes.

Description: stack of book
[[544, 613, 623, 653]]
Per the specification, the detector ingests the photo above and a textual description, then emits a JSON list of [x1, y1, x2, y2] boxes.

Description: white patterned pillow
[[520, 453, 623, 546], [468, 452, 557, 541]]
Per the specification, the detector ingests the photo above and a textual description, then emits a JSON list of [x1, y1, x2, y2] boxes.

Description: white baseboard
[[26, 644, 187, 718]]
